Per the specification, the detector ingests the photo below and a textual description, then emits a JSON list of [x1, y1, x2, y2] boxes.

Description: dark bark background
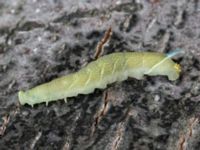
[[0, 0, 200, 150]]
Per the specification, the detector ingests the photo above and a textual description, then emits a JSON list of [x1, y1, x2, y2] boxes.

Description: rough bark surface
[[0, 0, 200, 150]]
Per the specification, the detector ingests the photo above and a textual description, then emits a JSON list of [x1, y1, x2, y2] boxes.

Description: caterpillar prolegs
[[18, 52, 181, 106]]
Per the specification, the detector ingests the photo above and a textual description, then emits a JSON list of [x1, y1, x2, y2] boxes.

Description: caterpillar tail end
[[18, 91, 34, 107], [18, 91, 26, 105]]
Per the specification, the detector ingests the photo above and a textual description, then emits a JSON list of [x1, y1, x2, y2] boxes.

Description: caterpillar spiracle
[[18, 52, 181, 107]]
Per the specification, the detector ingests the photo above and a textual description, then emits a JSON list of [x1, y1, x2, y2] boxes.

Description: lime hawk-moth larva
[[18, 52, 181, 107]]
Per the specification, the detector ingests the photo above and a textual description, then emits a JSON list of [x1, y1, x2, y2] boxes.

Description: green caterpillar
[[18, 52, 181, 107]]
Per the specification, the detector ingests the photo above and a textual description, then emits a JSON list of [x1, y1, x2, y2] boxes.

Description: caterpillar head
[[168, 63, 181, 81], [157, 61, 181, 81], [145, 57, 181, 81]]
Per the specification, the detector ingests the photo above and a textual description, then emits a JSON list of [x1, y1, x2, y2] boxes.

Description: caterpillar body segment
[[18, 52, 181, 106]]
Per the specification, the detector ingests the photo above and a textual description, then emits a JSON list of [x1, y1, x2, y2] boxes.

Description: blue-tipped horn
[[166, 48, 183, 58]]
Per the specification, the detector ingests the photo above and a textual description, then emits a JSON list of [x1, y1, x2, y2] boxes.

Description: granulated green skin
[[18, 52, 181, 106]]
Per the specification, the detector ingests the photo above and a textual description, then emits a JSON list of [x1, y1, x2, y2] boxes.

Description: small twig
[[30, 132, 42, 150], [0, 115, 10, 136], [8, 80, 16, 90], [188, 117, 199, 137], [177, 117, 199, 150], [62, 141, 70, 150], [178, 133, 186, 150], [174, 0, 187, 28], [93, 27, 112, 60], [111, 122, 125, 150], [146, 18, 157, 34], [158, 31, 170, 53], [109, 108, 133, 150], [174, 9, 185, 27], [0, 103, 20, 136], [90, 90, 110, 136]]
